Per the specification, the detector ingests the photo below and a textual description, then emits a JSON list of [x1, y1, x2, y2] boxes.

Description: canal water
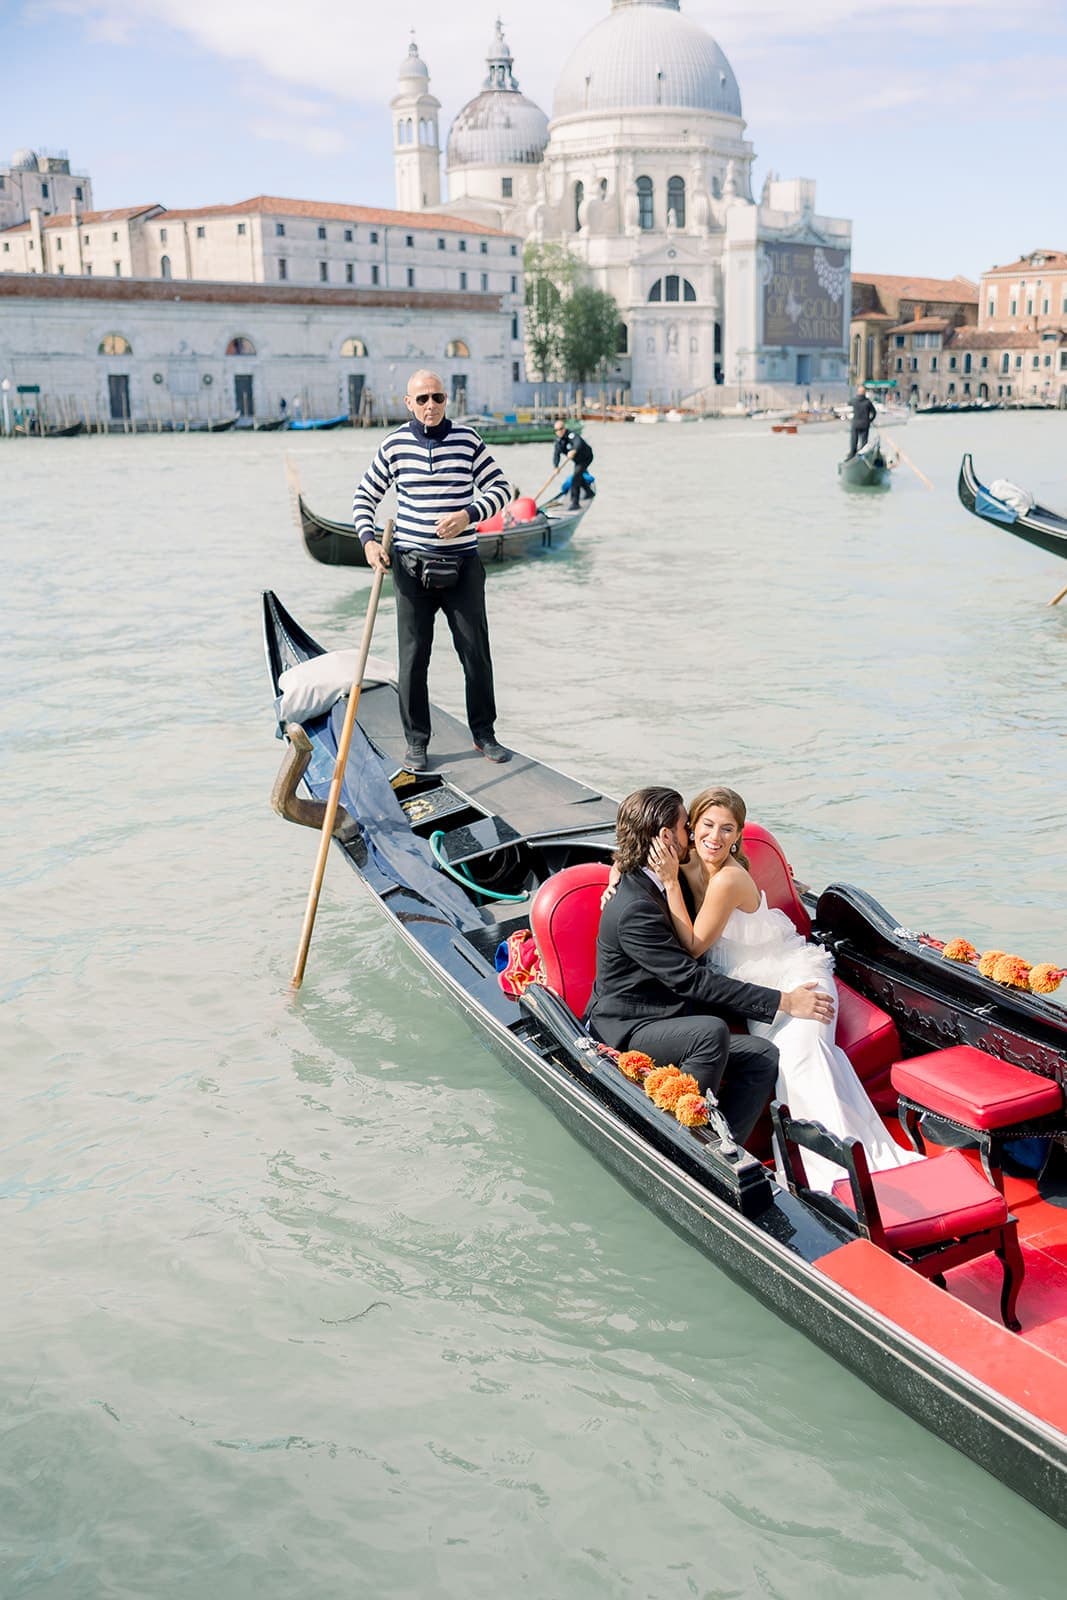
[[4, 413, 1066, 1597]]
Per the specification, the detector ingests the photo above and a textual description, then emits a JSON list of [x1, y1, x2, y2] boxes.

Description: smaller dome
[[447, 22, 549, 169], [11, 148, 39, 171], [398, 38, 429, 82]]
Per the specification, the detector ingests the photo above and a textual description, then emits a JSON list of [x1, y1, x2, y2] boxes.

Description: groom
[[585, 786, 834, 1143]]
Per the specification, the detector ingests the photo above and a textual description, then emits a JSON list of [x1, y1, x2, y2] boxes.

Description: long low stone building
[[0, 274, 515, 428]]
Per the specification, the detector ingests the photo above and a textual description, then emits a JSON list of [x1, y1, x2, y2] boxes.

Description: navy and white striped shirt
[[352, 418, 512, 554]]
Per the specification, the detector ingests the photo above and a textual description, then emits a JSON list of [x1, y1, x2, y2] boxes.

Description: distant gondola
[[838, 436, 892, 488], [958, 453, 1067, 562], [286, 414, 350, 431], [296, 493, 588, 569]]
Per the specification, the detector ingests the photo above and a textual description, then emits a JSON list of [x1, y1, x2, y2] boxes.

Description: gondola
[[295, 494, 588, 569], [263, 589, 1067, 1529], [838, 436, 892, 488], [46, 420, 86, 438], [286, 413, 350, 431], [958, 454, 1067, 562]]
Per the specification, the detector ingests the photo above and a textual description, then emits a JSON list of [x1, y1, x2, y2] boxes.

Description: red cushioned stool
[[771, 1100, 1026, 1330], [892, 1045, 1065, 1194]]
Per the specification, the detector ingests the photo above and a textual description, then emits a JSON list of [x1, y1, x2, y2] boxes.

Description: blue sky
[[4, 0, 1064, 278]]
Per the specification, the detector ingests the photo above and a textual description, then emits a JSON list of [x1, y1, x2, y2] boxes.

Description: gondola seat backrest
[[529, 863, 611, 1017], [742, 823, 811, 936]]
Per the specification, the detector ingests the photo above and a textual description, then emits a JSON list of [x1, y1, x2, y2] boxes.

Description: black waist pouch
[[398, 548, 463, 590]]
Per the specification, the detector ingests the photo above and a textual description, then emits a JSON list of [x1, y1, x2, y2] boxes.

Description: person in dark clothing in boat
[[845, 386, 878, 459], [552, 419, 595, 510], [353, 369, 514, 771], [585, 786, 834, 1144]]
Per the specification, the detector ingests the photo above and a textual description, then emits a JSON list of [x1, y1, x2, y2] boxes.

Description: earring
[[730, 842, 738, 855]]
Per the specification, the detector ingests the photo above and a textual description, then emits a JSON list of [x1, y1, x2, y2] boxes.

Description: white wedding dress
[[705, 893, 919, 1192]]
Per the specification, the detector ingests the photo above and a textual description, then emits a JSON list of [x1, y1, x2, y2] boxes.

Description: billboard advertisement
[[761, 244, 849, 349]]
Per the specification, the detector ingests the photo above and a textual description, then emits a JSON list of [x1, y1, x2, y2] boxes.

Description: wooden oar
[[1048, 581, 1067, 607], [529, 461, 565, 504], [289, 520, 394, 990], [881, 431, 933, 490]]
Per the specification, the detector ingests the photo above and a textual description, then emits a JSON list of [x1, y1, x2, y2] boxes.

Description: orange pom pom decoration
[[977, 950, 1006, 979], [616, 1050, 655, 1082], [1029, 964, 1065, 996], [675, 1093, 710, 1128], [991, 953, 1032, 989], [942, 938, 978, 963], [644, 1066, 681, 1104], [651, 1072, 701, 1111]]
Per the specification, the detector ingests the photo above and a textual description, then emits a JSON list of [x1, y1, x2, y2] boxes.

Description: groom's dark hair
[[614, 786, 685, 875]]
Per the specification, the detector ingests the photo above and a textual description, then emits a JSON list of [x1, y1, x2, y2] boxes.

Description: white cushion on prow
[[277, 650, 396, 724], [989, 479, 1035, 513]]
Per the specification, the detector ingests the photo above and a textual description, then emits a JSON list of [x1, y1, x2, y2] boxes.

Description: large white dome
[[552, 0, 742, 121]]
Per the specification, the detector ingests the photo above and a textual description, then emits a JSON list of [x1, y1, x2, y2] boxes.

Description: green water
[[3, 414, 1066, 1597]]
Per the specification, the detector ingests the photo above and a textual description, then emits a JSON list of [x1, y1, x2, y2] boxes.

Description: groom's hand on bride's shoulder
[[779, 984, 836, 1022]]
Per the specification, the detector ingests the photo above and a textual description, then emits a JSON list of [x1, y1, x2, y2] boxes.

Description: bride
[[649, 785, 918, 1192]]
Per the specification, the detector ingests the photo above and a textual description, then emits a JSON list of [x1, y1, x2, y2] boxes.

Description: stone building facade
[[0, 148, 93, 232], [849, 273, 978, 387], [0, 275, 516, 427], [397, 3, 852, 406], [868, 251, 1067, 406]]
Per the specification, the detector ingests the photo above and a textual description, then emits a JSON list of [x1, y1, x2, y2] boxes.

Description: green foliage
[[561, 286, 620, 384], [523, 242, 581, 381]]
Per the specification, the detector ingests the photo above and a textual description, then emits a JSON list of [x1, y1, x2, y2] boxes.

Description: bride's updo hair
[[688, 786, 750, 871]]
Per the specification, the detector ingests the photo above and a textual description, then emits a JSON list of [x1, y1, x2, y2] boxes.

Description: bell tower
[[391, 36, 441, 212]]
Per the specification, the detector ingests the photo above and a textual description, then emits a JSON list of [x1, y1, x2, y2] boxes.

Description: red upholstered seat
[[892, 1046, 1064, 1129], [831, 1149, 1009, 1252], [478, 496, 540, 533], [529, 863, 610, 1016], [743, 823, 810, 935]]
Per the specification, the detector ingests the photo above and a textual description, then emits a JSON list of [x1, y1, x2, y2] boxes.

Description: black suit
[[585, 871, 781, 1143]]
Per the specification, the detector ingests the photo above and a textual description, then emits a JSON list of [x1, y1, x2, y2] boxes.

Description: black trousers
[[569, 467, 594, 509], [623, 1014, 779, 1145], [847, 423, 870, 458], [392, 552, 496, 747]]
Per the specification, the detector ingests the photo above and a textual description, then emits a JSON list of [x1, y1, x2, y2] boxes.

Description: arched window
[[160, 255, 171, 280], [647, 278, 696, 304], [98, 333, 132, 355], [636, 176, 653, 230], [616, 322, 628, 355], [225, 336, 256, 356], [406, 118, 413, 144], [666, 175, 686, 228], [341, 336, 368, 357], [599, 177, 608, 201], [446, 339, 470, 358], [573, 180, 584, 232]]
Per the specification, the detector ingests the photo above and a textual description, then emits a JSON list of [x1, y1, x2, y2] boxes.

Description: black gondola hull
[[958, 453, 1067, 562], [298, 495, 587, 569], [263, 590, 1067, 1527]]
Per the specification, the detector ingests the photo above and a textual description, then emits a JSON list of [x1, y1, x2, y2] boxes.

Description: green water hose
[[429, 830, 529, 903]]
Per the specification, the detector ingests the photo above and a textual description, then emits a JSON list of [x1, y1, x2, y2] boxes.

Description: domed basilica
[[392, 1, 851, 405]]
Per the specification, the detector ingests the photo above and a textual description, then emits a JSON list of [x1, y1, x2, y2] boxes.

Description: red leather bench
[[892, 1044, 1065, 1192]]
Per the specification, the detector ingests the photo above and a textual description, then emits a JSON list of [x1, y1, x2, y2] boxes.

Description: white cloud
[[25, 0, 1067, 136]]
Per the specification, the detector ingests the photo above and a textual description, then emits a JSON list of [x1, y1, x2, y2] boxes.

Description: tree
[[561, 285, 620, 385], [523, 242, 580, 381]]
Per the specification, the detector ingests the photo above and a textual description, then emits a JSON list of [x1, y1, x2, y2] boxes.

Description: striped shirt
[[352, 419, 512, 554]]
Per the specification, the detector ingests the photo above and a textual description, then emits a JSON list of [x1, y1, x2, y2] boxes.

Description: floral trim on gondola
[[604, 1050, 710, 1128], [914, 933, 1066, 995]]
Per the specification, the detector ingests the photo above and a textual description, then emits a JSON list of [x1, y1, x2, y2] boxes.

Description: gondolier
[[552, 419, 595, 510], [353, 369, 513, 769], [845, 385, 877, 460]]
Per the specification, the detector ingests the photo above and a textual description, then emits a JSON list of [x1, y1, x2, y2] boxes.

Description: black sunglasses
[[413, 391, 447, 405]]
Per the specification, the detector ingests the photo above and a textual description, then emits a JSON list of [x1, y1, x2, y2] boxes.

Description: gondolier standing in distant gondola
[[553, 419, 595, 510], [845, 385, 877, 460], [353, 370, 514, 771]]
